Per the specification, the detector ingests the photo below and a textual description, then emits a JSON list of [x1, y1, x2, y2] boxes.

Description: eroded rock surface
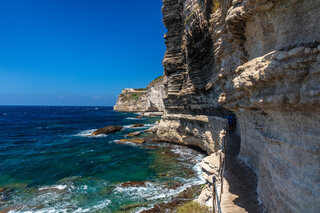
[[114, 76, 167, 112], [156, 0, 320, 212], [91, 126, 123, 136], [119, 138, 145, 144]]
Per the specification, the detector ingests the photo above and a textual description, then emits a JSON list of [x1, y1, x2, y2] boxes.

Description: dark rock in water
[[119, 138, 145, 144], [91, 126, 122, 136], [140, 185, 203, 213], [136, 115, 143, 118], [126, 131, 141, 137], [131, 123, 144, 128], [120, 202, 148, 211], [0, 206, 22, 213], [0, 187, 14, 200], [121, 181, 146, 187], [142, 145, 158, 149], [164, 181, 183, 190]]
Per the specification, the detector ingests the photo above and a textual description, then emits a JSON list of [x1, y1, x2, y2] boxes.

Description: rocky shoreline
[[114, 0, 320, 212]]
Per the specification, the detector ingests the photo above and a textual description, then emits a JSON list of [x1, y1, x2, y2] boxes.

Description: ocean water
[[0, 106, 204, 212]]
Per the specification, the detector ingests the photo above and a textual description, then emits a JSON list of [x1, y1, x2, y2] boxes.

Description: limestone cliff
[[155, 0, 320, 212], [114, 75, 167, 112]]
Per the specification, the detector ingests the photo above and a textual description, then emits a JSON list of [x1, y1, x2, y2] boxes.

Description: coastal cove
[[0, 0, 319, 212], [0, 106, 205, 212]]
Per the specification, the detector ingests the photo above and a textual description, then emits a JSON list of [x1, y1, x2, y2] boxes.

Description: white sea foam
[[74, 129, 108, 137], [126, 117, 144, 120], [74, 129, 96, 137], [92, 199, 111, 209], [121, 123, 154, 131], [112, 140, 138, 146], [12, 199, 111, 213], [113, 149, 205, 213], [39, 185, 68, 191], [132, 123, 154, 129], [122, 125, 132, 129], [113, 173, 204, 209], [170, 146, 205, 185]]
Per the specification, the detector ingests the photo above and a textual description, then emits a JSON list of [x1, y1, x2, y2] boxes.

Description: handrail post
[[225, 124, 228, 170], [212, 176, 216, 213], [219, 152, 223, 194]]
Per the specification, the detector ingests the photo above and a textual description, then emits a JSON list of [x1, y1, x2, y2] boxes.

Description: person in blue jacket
[[226, 113, 235, 132]]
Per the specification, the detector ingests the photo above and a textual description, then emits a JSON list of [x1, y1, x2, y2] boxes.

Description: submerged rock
[[131, 123, 144, 128], [126, 131, 141, 137], [121, 181, 146, 187], [140, 185, 203, 213], [91, 126, 122, 136], [119, 138, 145, 144]]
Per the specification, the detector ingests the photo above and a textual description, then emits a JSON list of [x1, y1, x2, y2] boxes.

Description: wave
[[122, 123, 154, 130], [74, 129, 108, 138], [111, 140, 138, 146], [170, 146, 205, 184], [113, 173, 204, 213], [74, 129, 96, 137], [112, 147, 205, 213], [125, 117, 144, 120], [39, 184, 68, 191], [11, 199, 111, 213]]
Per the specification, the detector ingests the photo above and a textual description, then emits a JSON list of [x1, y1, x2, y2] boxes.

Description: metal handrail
[[212, 123, 229, 213], [212, 176, 222, 213]]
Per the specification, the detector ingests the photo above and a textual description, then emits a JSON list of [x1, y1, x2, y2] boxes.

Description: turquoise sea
[[0, 106, 204, 212]]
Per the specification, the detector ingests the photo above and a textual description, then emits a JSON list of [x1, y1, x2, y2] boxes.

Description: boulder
[[121, 181, 146, 187], [91, 126, 123, 136], [119, 138, 145, 144], [126, 131, 141, 137], [131, 123, 144, 128], [144, 126, 158, 133]]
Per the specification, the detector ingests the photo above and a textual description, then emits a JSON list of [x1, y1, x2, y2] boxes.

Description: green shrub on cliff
[[177, 201, 209, 213], [147, 75, 164, 88], [119, 92, 146, 101], [212, 0, 220, 13], [130, 93, 143, 100], [134, 88, 147, 91]]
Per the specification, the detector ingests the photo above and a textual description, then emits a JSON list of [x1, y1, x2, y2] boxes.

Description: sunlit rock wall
[[114, 76, 167, 112], [158, 0, 320, 212]]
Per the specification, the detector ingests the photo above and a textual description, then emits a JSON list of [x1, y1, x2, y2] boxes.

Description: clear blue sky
[[0, 0, 166, 106]]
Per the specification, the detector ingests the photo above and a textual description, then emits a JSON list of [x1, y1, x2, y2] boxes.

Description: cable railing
[[212, 124, 229, 213]]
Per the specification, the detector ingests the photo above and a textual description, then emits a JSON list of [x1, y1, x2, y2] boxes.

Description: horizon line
[[0, 104, 113, 107]]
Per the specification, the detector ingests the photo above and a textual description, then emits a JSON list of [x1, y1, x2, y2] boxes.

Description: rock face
[[119, 138, 145, 144], [156, 0, 320, 212], [131, 123, 144, 128], [91, 126, 123, 136], [114, 76, 167, 112], [126, 131, 141, 137]]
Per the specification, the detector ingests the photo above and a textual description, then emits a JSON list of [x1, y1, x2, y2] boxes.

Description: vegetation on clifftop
[[147, 75, 164, 88], [119, 91, 146, 101], [177, 201, 209, 213], [134, 88, 147, 91]]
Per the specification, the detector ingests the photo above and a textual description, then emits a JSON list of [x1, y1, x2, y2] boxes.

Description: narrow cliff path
[[220, 133, 262, 213]]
